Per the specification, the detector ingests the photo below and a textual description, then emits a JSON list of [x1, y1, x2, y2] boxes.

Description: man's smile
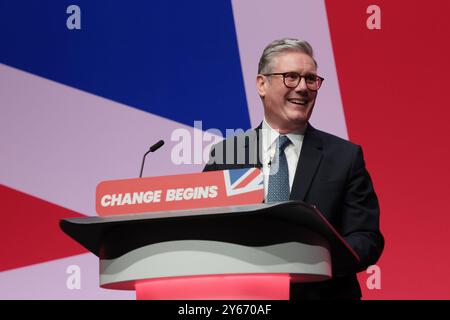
[[287, 98, 308, 105]]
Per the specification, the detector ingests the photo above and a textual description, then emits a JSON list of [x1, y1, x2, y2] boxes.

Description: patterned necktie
[[267, 135, 291, 202]]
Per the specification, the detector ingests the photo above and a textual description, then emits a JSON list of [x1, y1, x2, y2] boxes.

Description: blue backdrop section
[[0, 0, 251, 132]]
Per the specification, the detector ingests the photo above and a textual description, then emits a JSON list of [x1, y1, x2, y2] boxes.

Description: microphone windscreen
[[150, 140, 165, 152]]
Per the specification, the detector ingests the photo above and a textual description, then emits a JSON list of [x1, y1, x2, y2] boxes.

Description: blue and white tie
[[267, 135, 291, 202]]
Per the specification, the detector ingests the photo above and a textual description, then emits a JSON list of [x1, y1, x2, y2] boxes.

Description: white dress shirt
[[261, 119, 305, 200]]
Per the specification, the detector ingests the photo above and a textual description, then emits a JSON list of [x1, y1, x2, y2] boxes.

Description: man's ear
[[256, 75, 267, 98]]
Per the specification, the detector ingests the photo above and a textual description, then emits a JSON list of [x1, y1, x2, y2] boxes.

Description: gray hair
[[258, 38, 317, 74]]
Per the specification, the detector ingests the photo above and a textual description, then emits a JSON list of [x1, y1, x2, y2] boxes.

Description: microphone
[[139, 140, 165, 178], [149, 139, 164, 152]]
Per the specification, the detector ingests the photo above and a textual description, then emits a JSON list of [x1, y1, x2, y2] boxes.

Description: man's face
[[257, 51, 318, 133]]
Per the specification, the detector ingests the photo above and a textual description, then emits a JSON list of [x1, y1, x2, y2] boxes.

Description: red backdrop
[[326, 0, 450, 299]]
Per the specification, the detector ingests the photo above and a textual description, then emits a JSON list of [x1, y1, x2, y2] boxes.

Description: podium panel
[[60, 201, 359, 299], [135, 274, 291, 300]]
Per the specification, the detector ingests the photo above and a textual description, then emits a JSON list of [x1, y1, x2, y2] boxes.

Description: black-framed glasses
[[262, 72, 324, 91]]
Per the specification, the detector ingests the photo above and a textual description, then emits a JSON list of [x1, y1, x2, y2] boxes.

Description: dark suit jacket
[[203, 123, 384, 299]]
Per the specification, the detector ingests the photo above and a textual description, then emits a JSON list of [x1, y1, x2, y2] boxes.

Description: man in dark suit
[[203, 38, 384, 299]]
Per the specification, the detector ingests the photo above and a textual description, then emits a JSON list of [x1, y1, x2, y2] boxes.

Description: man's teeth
[[288, 99, 307, 105]]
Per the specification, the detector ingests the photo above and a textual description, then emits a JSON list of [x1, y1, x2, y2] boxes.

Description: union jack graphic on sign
[[223, 168, 263, 197]]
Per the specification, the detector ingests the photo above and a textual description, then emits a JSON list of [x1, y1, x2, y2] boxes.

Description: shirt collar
[[262, 118, 304, 152]]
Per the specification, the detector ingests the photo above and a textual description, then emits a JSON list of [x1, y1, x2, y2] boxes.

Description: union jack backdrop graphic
[[1, 0, 450, 299]]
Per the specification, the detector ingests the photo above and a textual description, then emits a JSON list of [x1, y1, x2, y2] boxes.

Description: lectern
[[60, 201, 359, 300]]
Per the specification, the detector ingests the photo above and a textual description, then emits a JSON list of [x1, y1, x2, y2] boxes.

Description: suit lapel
[[290, 124, 323, 201], [244, 123, 263, 169]]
